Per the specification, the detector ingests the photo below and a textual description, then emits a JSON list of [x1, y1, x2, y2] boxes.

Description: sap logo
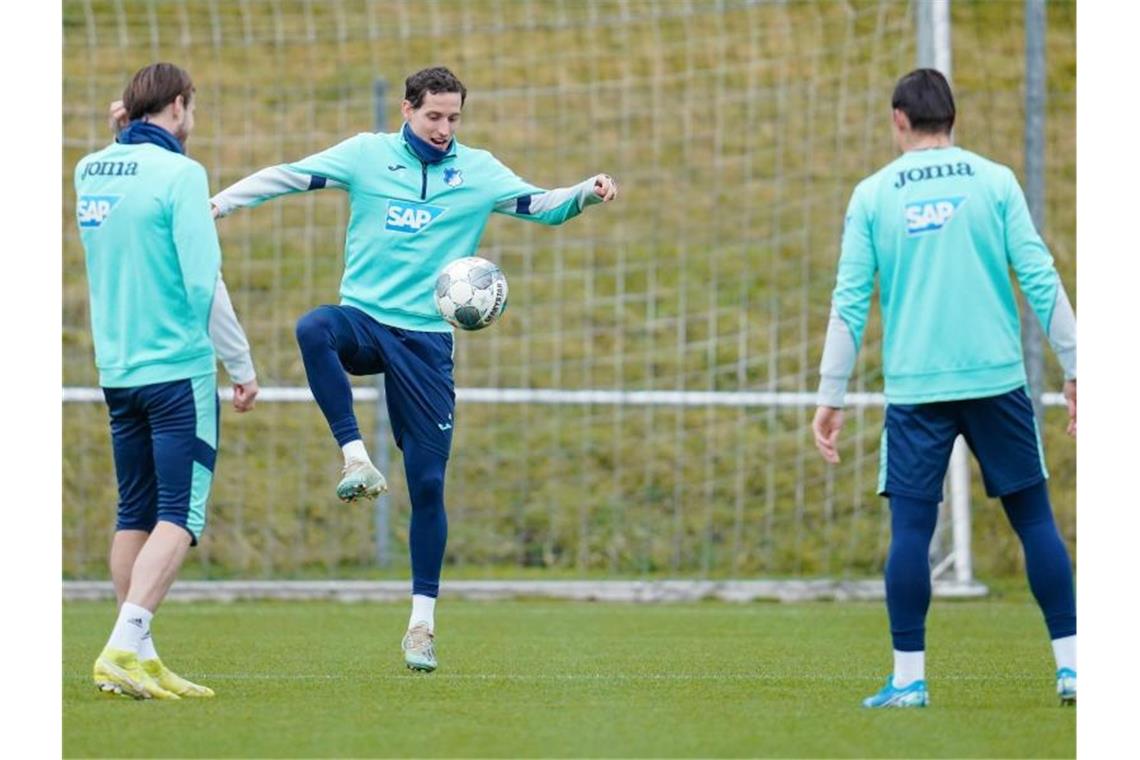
[[385, 201, 446, 233], [77, 195, 123, 229], [905, 196, 966, 235]]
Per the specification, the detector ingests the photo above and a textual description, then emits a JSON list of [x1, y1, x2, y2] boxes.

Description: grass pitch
[[64, 597, 1074, 758]]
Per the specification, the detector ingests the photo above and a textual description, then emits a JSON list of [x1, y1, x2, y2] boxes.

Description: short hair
[[122, 62, 194, 121], [891, 68, 956, 135], [404, 66, 467, 109]]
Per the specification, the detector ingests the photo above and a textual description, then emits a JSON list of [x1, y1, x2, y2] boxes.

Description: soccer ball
[[434, 256, 509, 331]]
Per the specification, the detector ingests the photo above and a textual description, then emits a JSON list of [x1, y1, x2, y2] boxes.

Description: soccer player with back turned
[[78, 63, 260, 699], [203, 66, 619, 672], [812, 69, 1077, 707]]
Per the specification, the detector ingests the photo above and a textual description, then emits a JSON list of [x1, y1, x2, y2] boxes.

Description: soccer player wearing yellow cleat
[[81, 63, 259, 701], [94, 648, 179, 700], [141, 658, 215, 698]]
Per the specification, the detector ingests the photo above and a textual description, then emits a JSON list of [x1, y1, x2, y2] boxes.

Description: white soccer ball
[[434, 256, 509, 331]]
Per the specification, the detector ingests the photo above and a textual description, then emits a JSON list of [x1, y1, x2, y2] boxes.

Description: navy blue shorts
[[103, 375, 219, 545], [878, 386, 1049, 502], [334, 305, 456, 458]]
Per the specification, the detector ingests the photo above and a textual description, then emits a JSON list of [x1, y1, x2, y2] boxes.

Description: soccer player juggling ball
[[204, 67, 616, 672], [79, 63, 260, 699], [812, 69, 1077, 708]]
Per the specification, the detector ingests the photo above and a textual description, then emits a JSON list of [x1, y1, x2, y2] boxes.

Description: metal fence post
[[372, 77, 392, 568], [1023, 0, 1048, 426]]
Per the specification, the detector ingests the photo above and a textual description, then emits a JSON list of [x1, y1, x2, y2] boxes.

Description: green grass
[[64, 599, 1074, 758]]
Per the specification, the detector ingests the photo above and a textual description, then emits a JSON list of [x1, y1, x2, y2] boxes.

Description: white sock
[[893, 650, 925, 688], [138, 628, 159, 661], [342, 439, 370, 465], [106, 602, 153, 654], [410, 594, 436, 632], [1052, 635, 1076, 672]]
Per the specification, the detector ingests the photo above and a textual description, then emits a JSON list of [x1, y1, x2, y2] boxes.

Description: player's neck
[[901, 132, 953, 152]]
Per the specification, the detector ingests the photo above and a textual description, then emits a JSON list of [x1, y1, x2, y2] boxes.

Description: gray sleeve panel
[[208, 276, 256, 384], [817, 307, 858, 408], [210, 165, 345, 217], [494, 178, 597, 214], [1047, 283, 1077, 380]]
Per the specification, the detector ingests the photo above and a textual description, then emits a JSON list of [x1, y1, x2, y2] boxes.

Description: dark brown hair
[[122, 62, 194, 121], [891, 68, 956, 135], [404, 66, 466, 109]]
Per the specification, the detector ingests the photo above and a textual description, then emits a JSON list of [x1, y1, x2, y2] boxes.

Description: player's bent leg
[[296, 307, 389, 501]]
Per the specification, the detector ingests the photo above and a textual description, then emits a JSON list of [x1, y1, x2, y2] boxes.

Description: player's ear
[[892, 108, 909, 132], [400, 99, 414, 120]]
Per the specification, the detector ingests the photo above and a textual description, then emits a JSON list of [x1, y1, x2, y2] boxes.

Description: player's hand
[[233, 379, 259, 413], [593, 173, 618, 202], [1063, 378, 1076, 437], [210, 203, 221, 220], [108, 100, 129, 134], [812, 406, 845, 464]]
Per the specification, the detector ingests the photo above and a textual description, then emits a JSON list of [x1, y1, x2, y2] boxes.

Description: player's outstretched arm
[[492, 165, 619, 225], [210, 134, 367, 219], [210, 165, 346, 219]]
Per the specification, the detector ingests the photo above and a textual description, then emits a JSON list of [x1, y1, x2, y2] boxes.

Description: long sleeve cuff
[[208, 276, 256, 384], [1047, 283, 1077, 380], [817, 376, 849, 409], [578, 177, 604, 208]]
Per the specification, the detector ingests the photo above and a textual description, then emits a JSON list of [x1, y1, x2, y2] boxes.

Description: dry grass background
[[62, 0, 1076, 579]]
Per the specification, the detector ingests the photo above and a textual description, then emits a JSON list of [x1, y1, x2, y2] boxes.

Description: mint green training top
[[211, 129, 605, 332], [817, 145, 1076, 407], [75, 143, 222, 387]]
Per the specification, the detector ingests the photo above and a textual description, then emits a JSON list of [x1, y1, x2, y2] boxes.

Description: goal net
[[62, 0, 1075, 589]]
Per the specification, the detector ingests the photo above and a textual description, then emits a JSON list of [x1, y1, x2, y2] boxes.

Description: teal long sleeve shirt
[[818, 145, 1076, 407], [76, 142, 227, 387], [210, 128, 604, 332]]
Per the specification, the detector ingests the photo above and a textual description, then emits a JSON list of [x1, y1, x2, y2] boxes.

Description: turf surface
[[64, 599, 1074, 758]]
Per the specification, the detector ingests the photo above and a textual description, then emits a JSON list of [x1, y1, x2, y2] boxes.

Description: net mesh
[[63, 0, 1076, 580]]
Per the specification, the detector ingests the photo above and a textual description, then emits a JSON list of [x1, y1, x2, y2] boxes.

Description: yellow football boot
[[141, 657, 216, 698], [93, 648, 180, 700]]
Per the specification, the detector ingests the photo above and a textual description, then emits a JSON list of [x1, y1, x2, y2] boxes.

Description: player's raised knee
[[295, 307, 335, 349]]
